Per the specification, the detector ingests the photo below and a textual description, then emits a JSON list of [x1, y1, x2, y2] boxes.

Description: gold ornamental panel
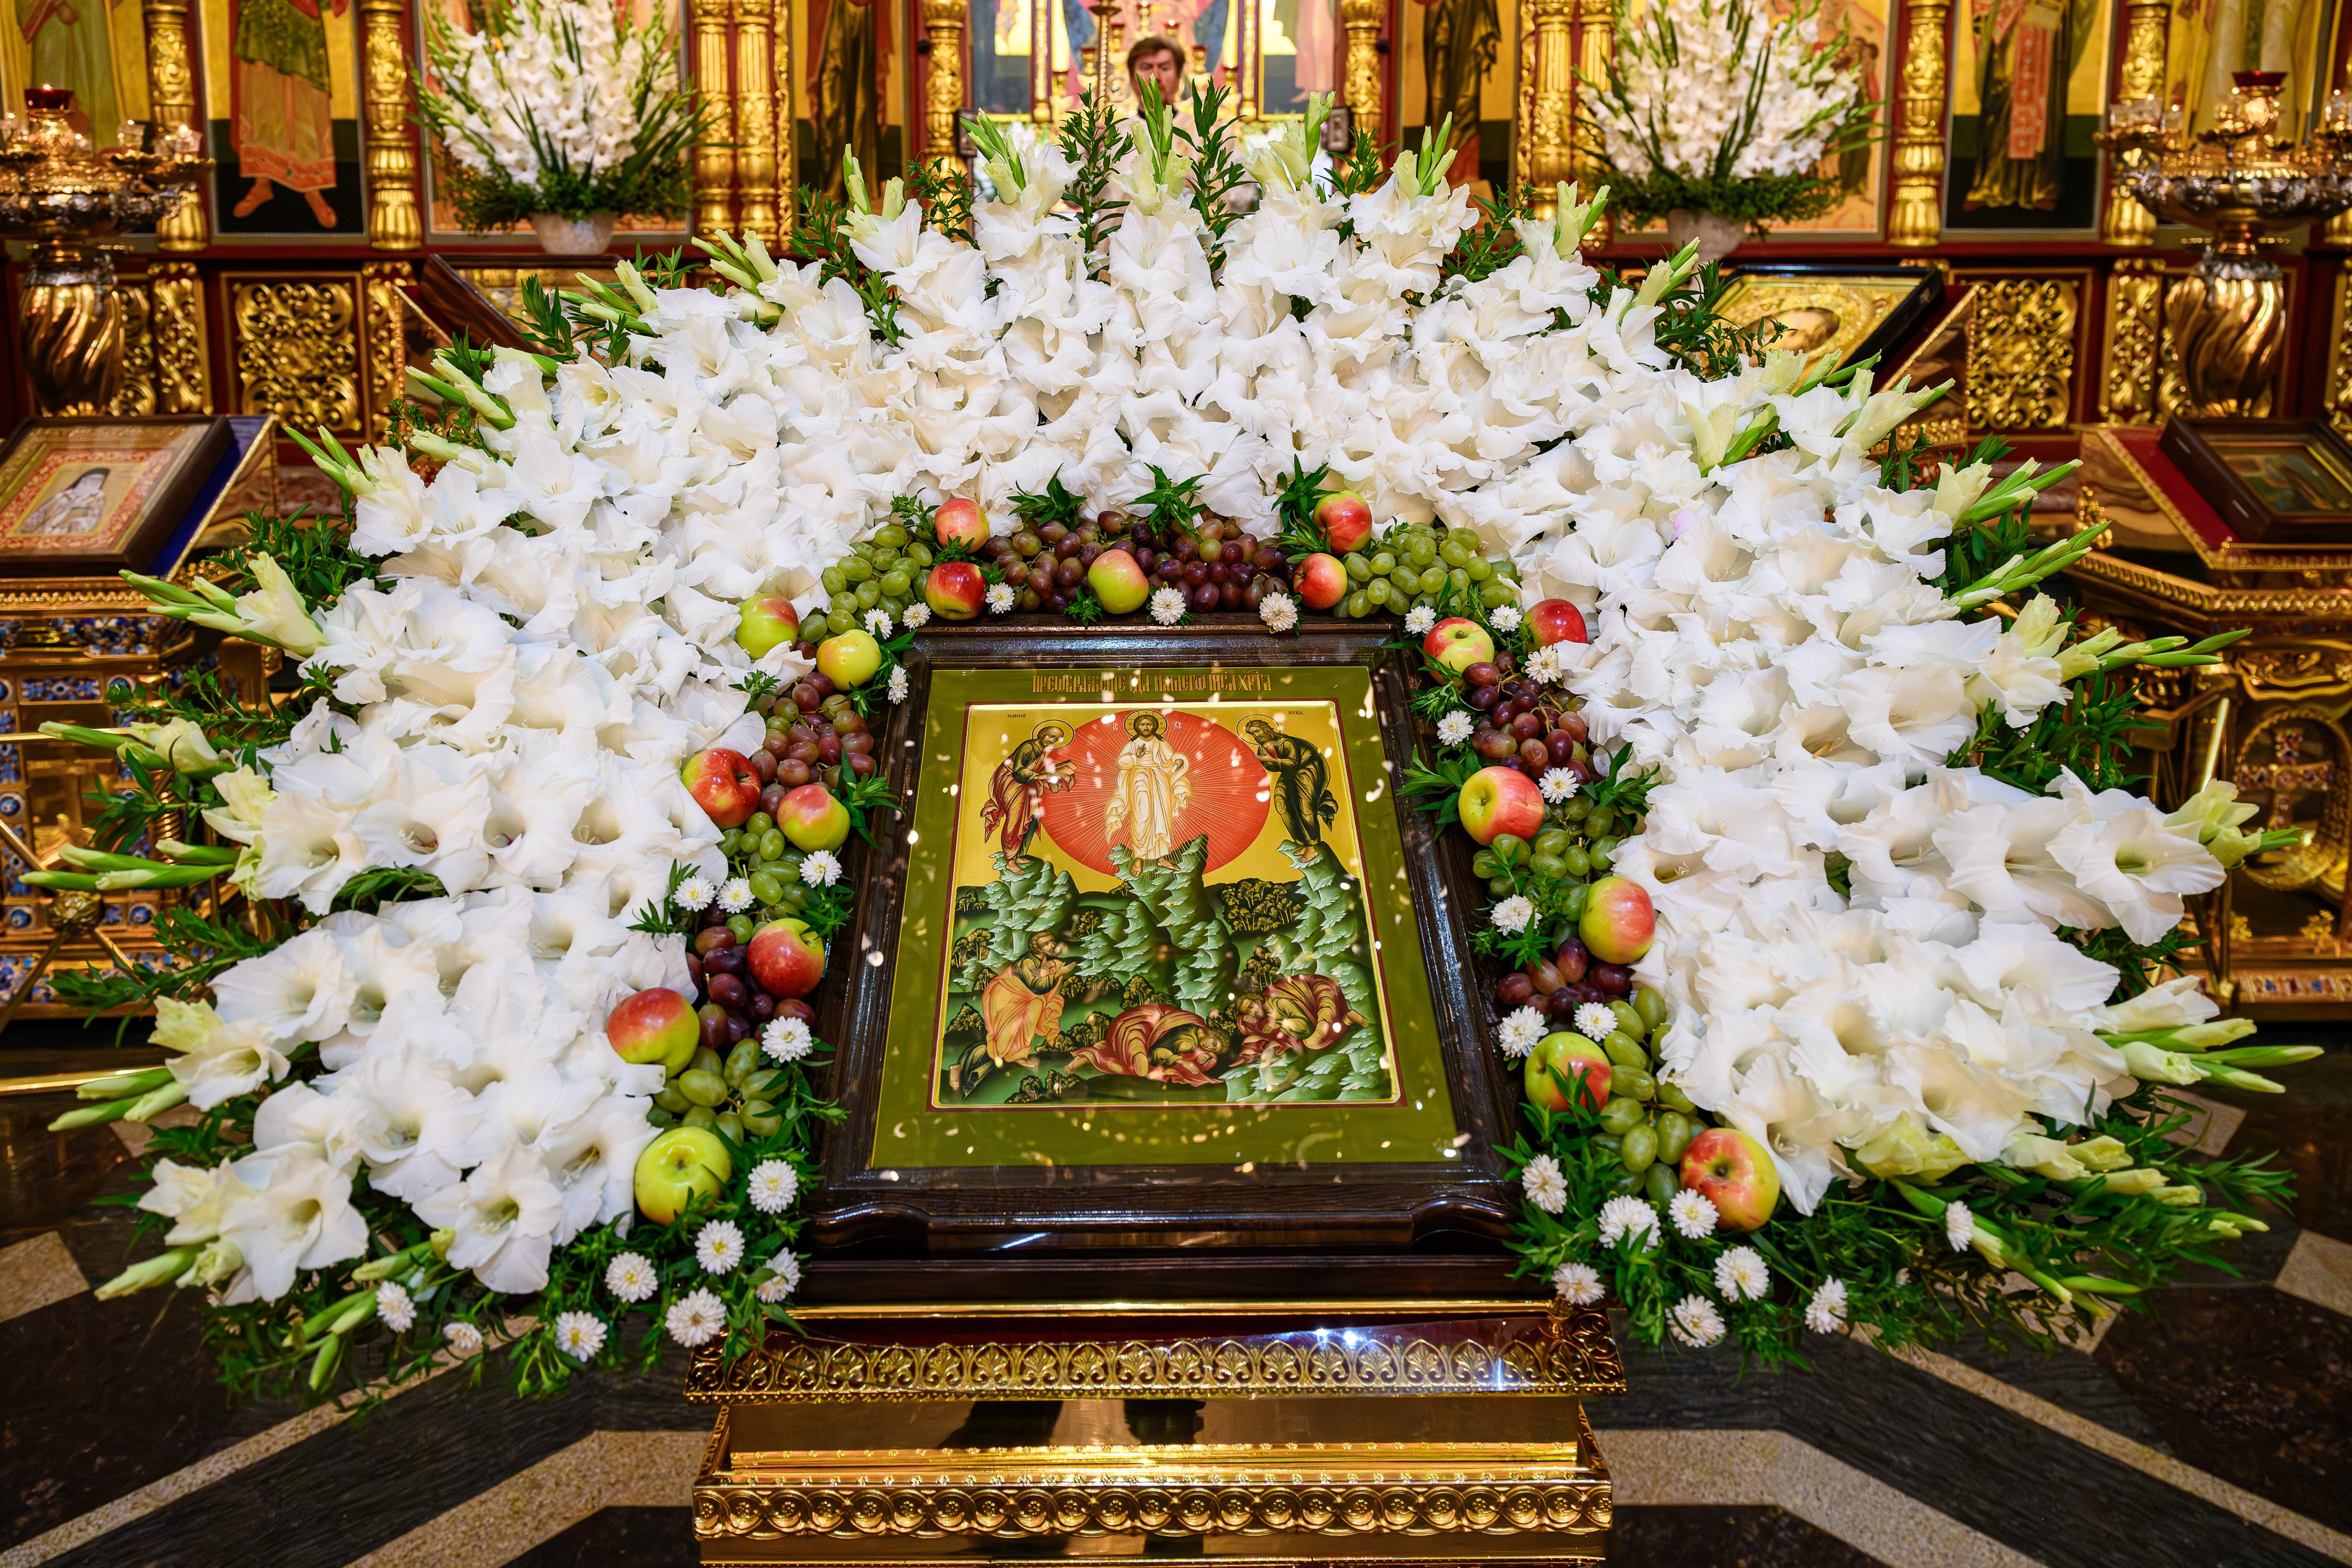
[[2230, 707, 2352, 897], [1964, 276, 2079, 430], [2102, 260, 2166, 425], [230, 278, 362, 434]]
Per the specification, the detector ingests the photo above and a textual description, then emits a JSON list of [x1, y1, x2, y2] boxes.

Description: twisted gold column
[[24, 244, 123, 416], [1887, 0, 1949, 248], [142, 0, 207, 251], [1340, 0, 1384, 149], [917, 0, 966, 178], [2166, 224, 2283, 418], [735, 0, 779, 242], [1524, 0, 1576, 216], [360, 0, 423, 249], [693, 0, 738, 235], [2102, 0, 2167, 246]]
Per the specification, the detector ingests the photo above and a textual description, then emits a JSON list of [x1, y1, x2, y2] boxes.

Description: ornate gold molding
[[360, 0, 423, 249], [2330, 269, 2352, 433], [733, 0, 779, 242], [773, 0, 797, 238], [232, 279, 360, 433], [1887, 0, 1950, 247], [105, 280, 156, 418], [1966, 277, 2077, 429], [143, 0, 207, 251], [2101, 259, 2164, 424], [693, 0, 738, 235], [1342, 0, 1386, 152], [2066, 543, 2352, 625], [2102, 0, 2167, 246], [917, 0, 966, 180], [1523, 0, 1578, 218], [362, 262, 410, 441]]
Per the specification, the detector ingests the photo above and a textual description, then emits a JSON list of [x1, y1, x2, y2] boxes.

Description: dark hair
[[1127, 34, 1185, 79]]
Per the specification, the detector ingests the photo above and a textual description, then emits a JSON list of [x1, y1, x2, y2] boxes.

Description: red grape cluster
[[1461, 658, 1592, 783], [1495, 934, 1636, 1021], [745, 675, 878, 801], [974, 510, 1296, 615]]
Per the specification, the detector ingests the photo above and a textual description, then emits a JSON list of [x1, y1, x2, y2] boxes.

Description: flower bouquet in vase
[[419, 0, 703, 253], [1581, 0, 1876, 260]]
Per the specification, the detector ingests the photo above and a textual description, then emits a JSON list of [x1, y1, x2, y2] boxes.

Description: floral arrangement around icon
[[41, 84, 2310, 1403]]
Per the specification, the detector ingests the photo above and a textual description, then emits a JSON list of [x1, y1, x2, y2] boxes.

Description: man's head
[[1127, 35, 1185, 109], [1127, 711, 1165, 739]]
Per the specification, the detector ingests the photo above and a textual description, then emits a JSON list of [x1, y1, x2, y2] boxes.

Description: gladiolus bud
[[95, 1245, 202, 1299]]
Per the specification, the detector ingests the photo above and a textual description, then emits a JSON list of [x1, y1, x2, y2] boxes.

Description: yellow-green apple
[[816, 629, 883, 687], [1424, 616, 1496, 674], [1315, 491, 1374, 553], [925, 561, 988, 620], [1580, 875, 1655, 964], [1528, 599, 1588, 647], [1088, 548, 1151, 614], [747, 917, 826, 998], [933, 496, 987, 551], [1525, 1031, 1611, 1114], [634, 1125, 734, 1223], [607, 987, 699, 1075], [1294, 552, 1346, 610], [733, 594, 800, 658], [1457, 764, 1546, 847], [682, 748, 762, 828], [776, 782, 850, 851], [1680, 1127, 1780, 1230]]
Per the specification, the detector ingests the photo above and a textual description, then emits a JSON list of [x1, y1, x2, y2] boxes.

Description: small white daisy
[[754, 1252, 803, 1304], [1521, 1154, 1569, 1213], [1539, 767, 1579, 804], [1525, 646, 1563, 684], [1669, 1293, 1727, 1348], [1552, 1261, 1603, 1305], [666, 1288, 727, 1348], [1896, 1268, 1913, 1286], [1436, 711, 1474, 747], [1150, 586, 1187, 626], [1715, 1245, 1770, 1302], [1404, 605, 1436, 636], [696, 1219, 746, 1274], [1491, 895, 1534, 935], [747, 1159, 800, 1214], [554, 1310, 608, 1362], [718, 877, 754, 913], [606, 1251, 659, 1303], [443, 1320, 485, 1358], [1669, 1188, 1719, 1239], [1491, 604, 1523, 632], [985, 582, 1015, 613], [673, 873, 716, 912], [1497, 1005, 1546, 1059], [887, 665, 909, 704], [763, 1015, 813, 1062], [800, 850, 842, 886], [863, 607, 894, 638], [374, 1280, 416, 1333], [1805, 1277, 1849, 1335], [1258, 591, 1299, 632], [1598, 1194, 1659, 1251], [1572, 1002, 1619, 1044], [1946, 1203, 1976, 1253], [901, 601, 931, 629]]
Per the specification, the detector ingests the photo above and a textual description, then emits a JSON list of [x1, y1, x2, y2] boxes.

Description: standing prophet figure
[[1105, 711, 1191, 865], [980, 720, 1075, 863], [1244, 718, 1335, 856], [229, 0, 348, 227]]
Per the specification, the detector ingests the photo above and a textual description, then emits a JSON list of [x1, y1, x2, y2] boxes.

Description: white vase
[[1663, 208, 1746, 265], [529, 212, 618, 255]]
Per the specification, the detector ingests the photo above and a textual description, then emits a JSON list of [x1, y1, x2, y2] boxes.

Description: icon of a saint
[[19, 469, 108, 536], [1244, 717, 1335, 855], [1104, 710, 1191, 865], [980, 720, 1075, 862], [229, 0, 349, 228]]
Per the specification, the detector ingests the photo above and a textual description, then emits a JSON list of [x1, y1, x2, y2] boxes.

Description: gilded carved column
[[360, 0, 423, 249], [2102, 0, 2167, 246], [917, 0, 965, 178], [1235, 0, 1259, 121], [1340, 0, 1385, 150], [1572, 0, 1612, 245], [2100, 257, 2166, 423], [1524, 0, 1576, 217], [693, 0, 738, 235], [774, 0, 796, 235], [142, 0, 208, 251], [149, 262, 212, 413], [362, 262, 410, 440], [1887, 0, 1950, 248], [1512, 0, 1535, 192], [735, 0, 779, 242]]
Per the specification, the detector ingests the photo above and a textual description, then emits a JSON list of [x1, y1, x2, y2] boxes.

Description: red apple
[[925, 561, 988, 621], [1294, 552, 1347, 610], [1580, 875, 1655, 965], [1528, 599, 1588, 647], [607, 987, 699, 1075], [934, 496, 988, 551], [776, 782, 851, 851], [1424, 616, 1496, 674], [747, 917, 826, 998], [1314, 490, 1374, 553], [1525, 1031, 1611, 1114], [681, 748, 762, 828], [1456, 765, 1546, 847], [734, 594, 800, 659], [1681, 1127, 1780, 1231], [816, 630, 882, 688], [1087, 548, 1151, 615]]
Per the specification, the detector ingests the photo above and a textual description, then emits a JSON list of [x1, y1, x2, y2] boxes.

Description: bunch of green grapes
[[808, 522, 936, 641], [647, 1038, 788, 1141], [1334, 522, 1522, 620], [1586, 990, 1705, 1204]]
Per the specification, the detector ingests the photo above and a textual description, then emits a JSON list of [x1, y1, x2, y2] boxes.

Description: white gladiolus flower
[[414, 1146, 566, 1294]]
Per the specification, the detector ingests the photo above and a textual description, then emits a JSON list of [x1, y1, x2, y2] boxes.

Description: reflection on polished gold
[[1966, 277, 2077, 430], [360, 0, 423, 250], [23, 256, 123, 418], [1572, 0, 1612, 244], [1887, 0, 1950, 246]]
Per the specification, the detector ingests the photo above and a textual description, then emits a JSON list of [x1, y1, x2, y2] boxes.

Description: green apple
[[633, 1126, 734, 1223], [816, 629, 883, 688]]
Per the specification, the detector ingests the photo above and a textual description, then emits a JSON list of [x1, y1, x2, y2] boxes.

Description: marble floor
[[4, 1021, 2348, 1568]]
